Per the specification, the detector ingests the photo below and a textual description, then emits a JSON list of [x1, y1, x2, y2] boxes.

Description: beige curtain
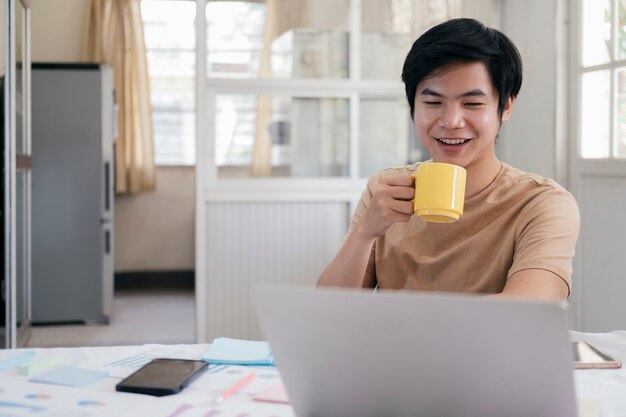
[[83, 0, 156, 193]]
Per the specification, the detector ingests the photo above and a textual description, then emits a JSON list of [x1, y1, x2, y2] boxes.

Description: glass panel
[[359, 98, 416, 177], [581, 0, 611, 67], [216, 95, 350, 177], [16, 171, 28, 328], [148, 75, 196, 165], [619, 0, 626, 60], [206, 0, 350, 79], [16, 0, 31, 348], [581, 70, 611, 158], [15, 0, 24, 152], [141, 0, 196, 165], [361, 0, 458, 80], [152, 109, 195, 165], [1, 1, 8, 350], [616, 69, 626, 157]]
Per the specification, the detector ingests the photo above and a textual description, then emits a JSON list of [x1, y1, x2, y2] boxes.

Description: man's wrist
[[350, 223, 379, 245]]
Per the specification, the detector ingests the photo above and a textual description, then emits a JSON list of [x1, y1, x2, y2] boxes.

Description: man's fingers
[[380, 200, 414, 219], [378, 184, 414, 201], [393, 200, 415, 215], [377, 174, 415, 201], [390, 187, 415, 201], [381, 174, 415, 187]]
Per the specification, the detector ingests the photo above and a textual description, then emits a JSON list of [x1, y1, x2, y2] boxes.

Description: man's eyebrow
[[462, 89, 487, 97], [419, 88, 487, 98], [420, 88, 443, 97]]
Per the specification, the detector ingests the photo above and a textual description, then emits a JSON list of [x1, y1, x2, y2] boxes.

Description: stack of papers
[[202, 337, 275, 366]]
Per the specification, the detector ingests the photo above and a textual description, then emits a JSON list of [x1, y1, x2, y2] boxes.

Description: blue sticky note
[[29, 366, 108, 387], [202, 337, 275, 365], [0, 351, 37, 370]]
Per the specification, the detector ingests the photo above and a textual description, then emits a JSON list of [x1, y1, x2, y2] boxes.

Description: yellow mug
[[412, 162, 467, 223]]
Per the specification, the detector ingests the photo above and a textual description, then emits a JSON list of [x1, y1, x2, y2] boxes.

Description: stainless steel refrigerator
[[31, 63, 114, 324]]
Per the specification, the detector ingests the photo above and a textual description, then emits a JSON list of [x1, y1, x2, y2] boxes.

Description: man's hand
[[317, 173, 416, 288], [354, 174, 416, 239]]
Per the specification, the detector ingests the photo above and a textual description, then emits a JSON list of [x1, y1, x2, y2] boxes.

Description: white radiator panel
[[204, 201, 349, 341]]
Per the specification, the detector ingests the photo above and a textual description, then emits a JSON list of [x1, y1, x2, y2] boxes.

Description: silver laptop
[[253, 286, 577, 417]]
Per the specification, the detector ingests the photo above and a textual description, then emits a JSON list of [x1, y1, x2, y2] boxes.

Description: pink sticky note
[[253, 383, 290, 404]]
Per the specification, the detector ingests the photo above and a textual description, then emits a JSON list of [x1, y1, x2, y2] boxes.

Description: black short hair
[[401, 18, 522, 119]]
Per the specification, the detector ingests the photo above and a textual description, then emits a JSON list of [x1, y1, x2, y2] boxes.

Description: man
[[317, 18, 579, 301]]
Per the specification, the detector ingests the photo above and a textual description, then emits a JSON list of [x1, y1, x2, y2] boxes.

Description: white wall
[[31, 0, 87, 62], [115, 167, 194, 271], [498, 0, 559, 180], [461, 0, 498, 24], [30, 0, 195, 272]]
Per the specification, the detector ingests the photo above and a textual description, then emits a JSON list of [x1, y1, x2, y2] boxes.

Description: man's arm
[[492, 269, 569, 301], [317, 174, 415, 288], [491, 186, 579, 302], [316, 231, 377, 288]]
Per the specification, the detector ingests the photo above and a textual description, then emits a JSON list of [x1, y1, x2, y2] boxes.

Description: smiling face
[[413, 61, 513, 174]]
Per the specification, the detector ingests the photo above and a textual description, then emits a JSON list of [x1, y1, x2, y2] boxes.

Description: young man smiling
[[317, 18, 580, 301]]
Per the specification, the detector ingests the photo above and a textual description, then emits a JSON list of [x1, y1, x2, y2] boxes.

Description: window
[[206, 0, 458, 178], [214, 94, 350, 177], [206, 2, 267, 79], [141, 0, 196, 165], [578, 0, 626, 158], [140, 0, 458, 170]]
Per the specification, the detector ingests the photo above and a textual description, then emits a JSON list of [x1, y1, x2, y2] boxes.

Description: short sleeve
[[347, 175, 377, 236], [345, 174, 380, 288], [507, 187, 580, 296]]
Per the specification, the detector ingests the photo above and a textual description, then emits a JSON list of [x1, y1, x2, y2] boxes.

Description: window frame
[[144, 0, 454, 172], [199, 0, 410, 182], [576, 0, 626, 160]]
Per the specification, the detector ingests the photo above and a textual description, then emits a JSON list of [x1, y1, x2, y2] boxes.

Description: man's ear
[[500, 96, 515, 122]]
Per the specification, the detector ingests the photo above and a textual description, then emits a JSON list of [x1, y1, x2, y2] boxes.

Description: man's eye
[[465, 102, 485, 107], [423, 101, 441, 105]]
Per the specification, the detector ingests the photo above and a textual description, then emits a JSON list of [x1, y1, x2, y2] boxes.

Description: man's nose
[[439, 105, 465, 128]]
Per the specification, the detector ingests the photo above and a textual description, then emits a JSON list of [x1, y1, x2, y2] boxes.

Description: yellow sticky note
[[17, 357, 63, 376]]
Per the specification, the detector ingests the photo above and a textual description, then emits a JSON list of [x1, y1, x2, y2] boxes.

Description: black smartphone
[[115, 358, 208, 396], [572, 341, 622, 369]]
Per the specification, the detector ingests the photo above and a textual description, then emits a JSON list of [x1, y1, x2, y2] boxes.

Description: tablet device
[[572, 341, 622, 369], [115, 358, 208, 396]]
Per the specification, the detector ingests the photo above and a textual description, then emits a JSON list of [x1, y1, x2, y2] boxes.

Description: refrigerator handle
[[105, 230, 111, 255], [104, 161, 111, 212]]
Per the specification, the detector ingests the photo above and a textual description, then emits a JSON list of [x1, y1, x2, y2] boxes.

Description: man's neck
[[464, 155, 502, 199]]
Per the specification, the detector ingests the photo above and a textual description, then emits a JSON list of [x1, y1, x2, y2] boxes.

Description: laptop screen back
[[254, 286, 577, 417]]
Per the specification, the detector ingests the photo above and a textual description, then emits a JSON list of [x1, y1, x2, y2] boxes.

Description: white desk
[[1, 331, 625, 417], [571, 331, 626, 417]]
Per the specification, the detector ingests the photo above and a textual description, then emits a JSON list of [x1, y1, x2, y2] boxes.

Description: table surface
[[0, 331, 625, 417], [571, 331, 626, 417]]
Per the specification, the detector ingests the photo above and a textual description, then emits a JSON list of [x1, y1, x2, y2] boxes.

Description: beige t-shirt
[[349, 162, 580, 295]]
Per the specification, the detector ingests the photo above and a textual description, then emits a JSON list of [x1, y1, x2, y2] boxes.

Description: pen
[[214, 371, 256, 404]]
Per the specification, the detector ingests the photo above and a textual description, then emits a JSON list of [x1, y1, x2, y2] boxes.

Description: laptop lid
[[253, 286, 577, 417]]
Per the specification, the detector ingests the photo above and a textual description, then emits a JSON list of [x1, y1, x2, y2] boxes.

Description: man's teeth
[[439, 138, 468, 145]]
